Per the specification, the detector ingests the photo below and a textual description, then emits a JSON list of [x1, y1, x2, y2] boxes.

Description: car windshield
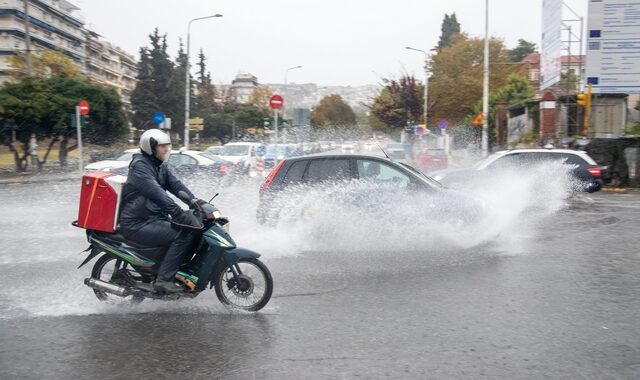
[[116, 152, 134, 161], [222, 145, 250, 156], [205, 147, 222, 154], [200, 152, 226, 162], [399, 162, 443, 188]]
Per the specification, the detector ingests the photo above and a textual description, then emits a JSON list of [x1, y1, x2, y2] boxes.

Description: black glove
[[189, 198, 208, 210], [171, 209, 204, 230]]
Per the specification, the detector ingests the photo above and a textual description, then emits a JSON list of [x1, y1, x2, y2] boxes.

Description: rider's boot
[[153, 278, 185, 294]]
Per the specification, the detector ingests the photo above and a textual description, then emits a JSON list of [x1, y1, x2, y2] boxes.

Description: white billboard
[[540, 0, 563, 90], [585, 0, 640, 94]]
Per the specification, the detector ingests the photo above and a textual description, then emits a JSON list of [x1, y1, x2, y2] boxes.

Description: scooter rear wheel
[[91, 252, 144, 304], [215, 258, 273, 311]]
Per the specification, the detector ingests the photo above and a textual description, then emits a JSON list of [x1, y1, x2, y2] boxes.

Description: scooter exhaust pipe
[[84, 277, 129, 297]]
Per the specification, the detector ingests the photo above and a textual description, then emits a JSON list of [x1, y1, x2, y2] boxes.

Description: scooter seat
[[92, 231, 162, 250]]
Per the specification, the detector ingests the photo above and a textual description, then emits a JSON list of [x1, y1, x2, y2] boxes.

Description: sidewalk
[[0, 169, 81, 185]]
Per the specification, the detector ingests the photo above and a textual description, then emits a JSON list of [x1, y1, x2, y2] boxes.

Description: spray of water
[[0, 160, 578, 317]]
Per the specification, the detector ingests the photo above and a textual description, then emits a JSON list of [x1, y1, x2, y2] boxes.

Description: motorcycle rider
[[118, 129, 204, 294]]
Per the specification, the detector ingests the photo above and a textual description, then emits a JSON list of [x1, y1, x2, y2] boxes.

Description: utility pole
[[481, 0, 490, 156], [404, 47, 431, 129]]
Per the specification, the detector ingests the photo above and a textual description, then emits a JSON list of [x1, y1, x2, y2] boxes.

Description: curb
[[602, 187, 640, 193], [0, 173, 81, 185]]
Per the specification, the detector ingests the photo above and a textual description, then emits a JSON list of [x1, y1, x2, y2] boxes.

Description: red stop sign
[[269, 94, 284, 110], [78, 100, 90, 115]]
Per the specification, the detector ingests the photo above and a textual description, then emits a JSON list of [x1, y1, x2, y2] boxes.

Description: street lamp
[[279, 65, 302, 144], [184, 13, 222, 149], [481, 0, 490, 156], [405, 47, 430, 129]]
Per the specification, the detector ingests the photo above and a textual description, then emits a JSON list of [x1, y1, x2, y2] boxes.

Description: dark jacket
[[118, 153, 194, 232]]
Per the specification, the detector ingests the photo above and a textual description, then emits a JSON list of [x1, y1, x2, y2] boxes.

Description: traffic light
[[70, 114, 90, 128], [576, 92, 589, 107]]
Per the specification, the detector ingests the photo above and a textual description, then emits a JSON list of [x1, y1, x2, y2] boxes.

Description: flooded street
[[1, 177, 639, 379]]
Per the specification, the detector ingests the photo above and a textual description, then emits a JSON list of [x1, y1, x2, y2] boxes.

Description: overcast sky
[[73, 0, 587, 86]]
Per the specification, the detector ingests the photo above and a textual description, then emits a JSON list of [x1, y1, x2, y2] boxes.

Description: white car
[[204, 146, 223, 156], [84, 149, 138, 172], [168, 149, 231, 176], [341, 141, 357, 153], [219, 142, 265, 174]]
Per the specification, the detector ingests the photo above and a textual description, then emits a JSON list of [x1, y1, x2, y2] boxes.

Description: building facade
[[230, 73, 258, 103], [0, 0, 86, 84], [0, 0, 136, 106], [84, 30, 137, 107]]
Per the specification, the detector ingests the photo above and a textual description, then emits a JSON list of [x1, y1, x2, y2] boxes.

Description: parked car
[[256, 153, 482, 225], [198, 151, 235, 172], [318, 141, 331, 151], [264, 144, 301, 170], [341, 141, 357, 153], [413, 148, 448, 172], [219, 142, 266, 174], [84, 148, 138, 172], [168, 150, 229, 177], [429, 149, 603, 193], [204, 146, 224, 156], [384, 142, 408, 161]]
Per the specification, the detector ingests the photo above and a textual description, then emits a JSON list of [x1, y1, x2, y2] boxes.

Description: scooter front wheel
[[215, 258, 273, 311]]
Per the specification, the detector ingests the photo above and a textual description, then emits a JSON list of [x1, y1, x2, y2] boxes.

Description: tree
[[170, 39, 189, 138], [131, 28, 184, 134], [369, 76, 424, 130], [7, 50, 81, 81], [193, 49, 218, 116], [202, 103, 269, 143], [428, 33, 521, 124], [471, 74, 535, 141], [509, 39, 537, 62], [130, 47, 157, 129], [247, 86, 274, 113], [437, 13, 461, 50], [310, 94, 356, 128], [559, 70, 579, 91], [0, 75, 127, 171]]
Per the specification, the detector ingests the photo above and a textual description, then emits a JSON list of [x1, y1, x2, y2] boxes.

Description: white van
[[219, 142, 265, 174]]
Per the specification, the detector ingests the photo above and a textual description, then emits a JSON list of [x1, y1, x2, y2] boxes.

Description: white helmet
[[140, 129, 171, 156]]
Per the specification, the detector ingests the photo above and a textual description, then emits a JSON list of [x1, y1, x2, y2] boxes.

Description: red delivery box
[[77, 172, 127, 232]]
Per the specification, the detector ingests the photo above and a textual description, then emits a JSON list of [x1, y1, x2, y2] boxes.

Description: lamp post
[[405, 47, 430, 129], [281, 65, 302, 144], [481, 0, 490, 156], [184, 14, 222, 149]]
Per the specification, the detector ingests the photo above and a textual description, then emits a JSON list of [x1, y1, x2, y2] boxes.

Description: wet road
[[1, 178, 639, 379]]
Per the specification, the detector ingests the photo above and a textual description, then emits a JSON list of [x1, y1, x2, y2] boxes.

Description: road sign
[[438, 119, 449, 130], [152, 112, 166, 125], [256, 145, 267, 157], [78, 100, 90, 115], [189, 117, 204, 124], [269, 94, 284, 110], [189, 117, 204, 131]]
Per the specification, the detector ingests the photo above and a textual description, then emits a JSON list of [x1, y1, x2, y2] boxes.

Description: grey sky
[[73, 0, 587, 86]]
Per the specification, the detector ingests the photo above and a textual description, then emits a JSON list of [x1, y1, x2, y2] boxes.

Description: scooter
[[74, 192, 273, 312]]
